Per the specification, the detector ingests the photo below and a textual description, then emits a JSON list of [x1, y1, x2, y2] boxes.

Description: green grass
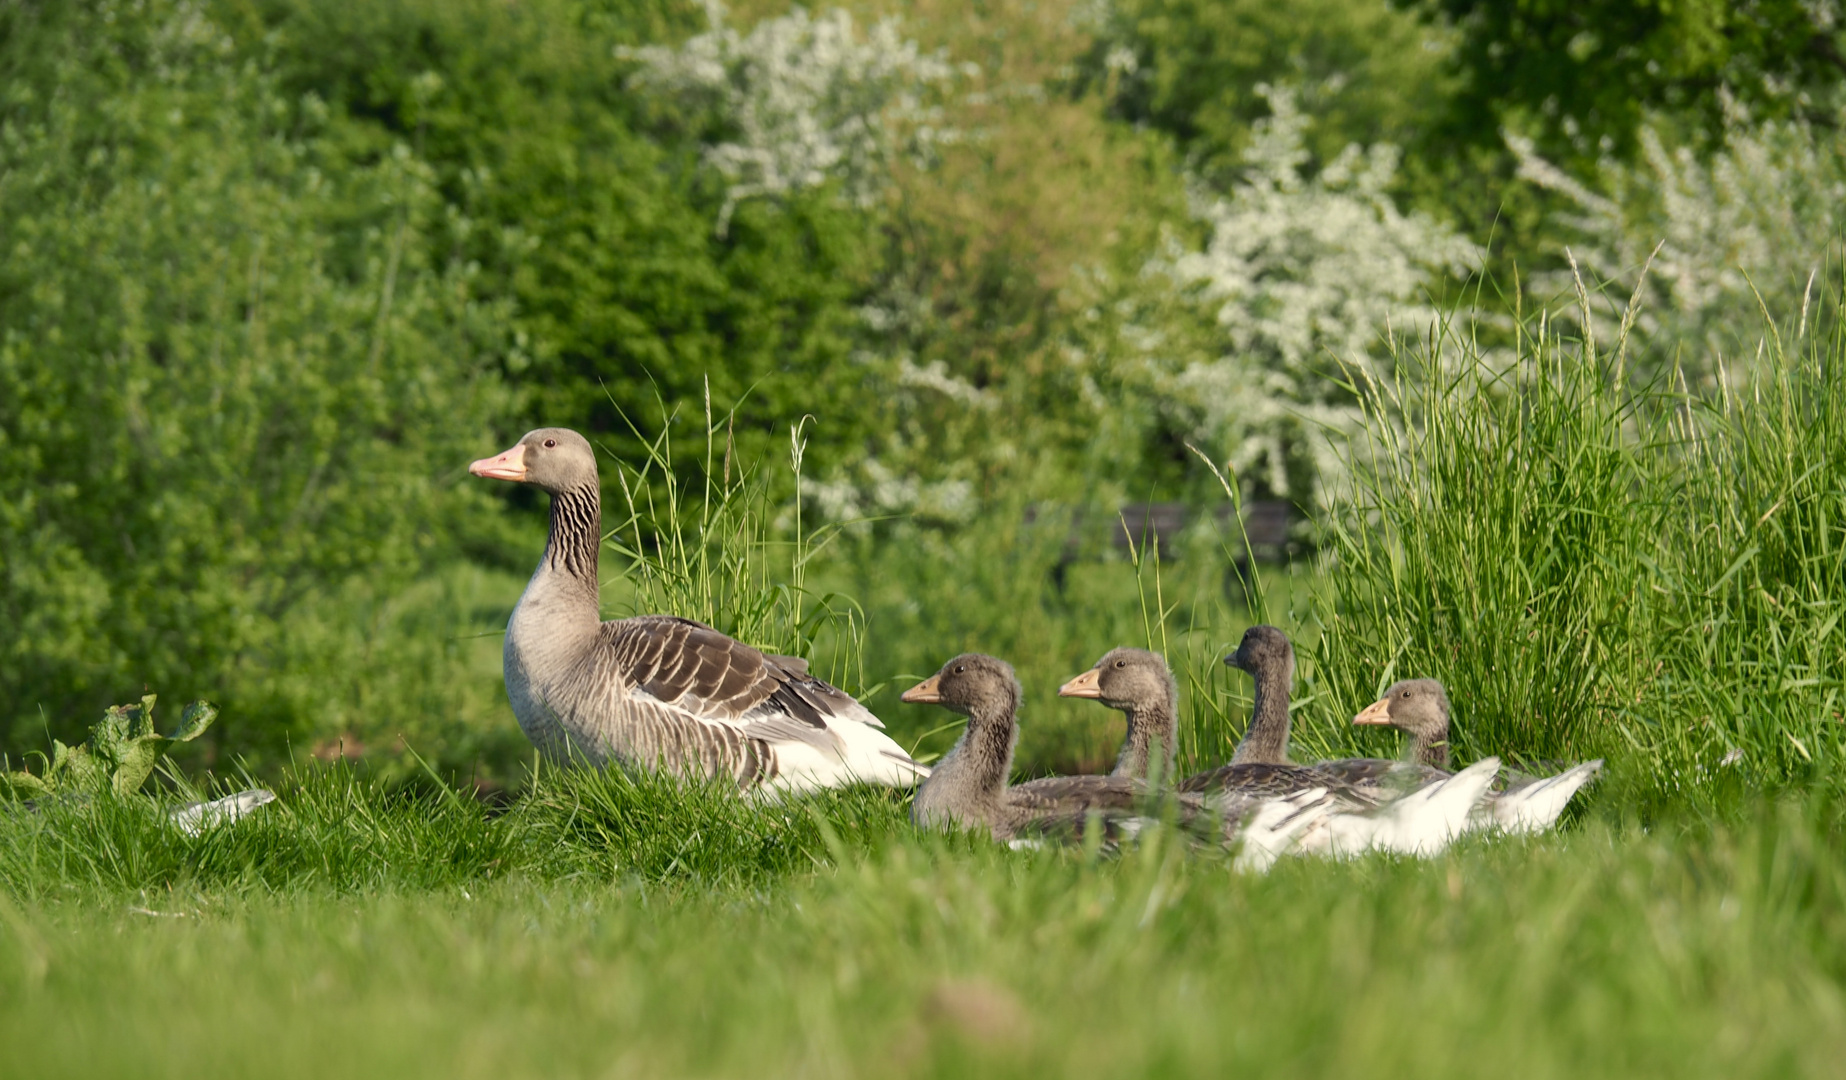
[[7, 300, 1846, 1077], [1293, 293, 1846, 795], [3, 777, 1846, 1078]]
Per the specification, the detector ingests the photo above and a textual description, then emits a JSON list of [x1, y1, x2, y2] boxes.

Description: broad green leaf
[[110, 738, 174, 798], [170, 702, 218, 743]]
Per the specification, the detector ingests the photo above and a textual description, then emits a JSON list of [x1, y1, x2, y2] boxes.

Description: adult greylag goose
[[1062, 646, 1500, 858], [903, 654, 1331, 868], [1354, 679, 1603, 834], [469, 428, 928, 792]]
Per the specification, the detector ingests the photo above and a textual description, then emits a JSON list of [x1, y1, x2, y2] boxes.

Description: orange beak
[[1353, 697, 1394, 726], [469, 442, 527, 482], [901, 674, 944, 704], [1058, 668, 1102, 699]]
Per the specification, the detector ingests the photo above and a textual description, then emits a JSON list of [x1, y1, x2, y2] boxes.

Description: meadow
[[5, 777, 1846, 1079], [5, 308, 1845, 1077], [5, 1, 1846, 1074]]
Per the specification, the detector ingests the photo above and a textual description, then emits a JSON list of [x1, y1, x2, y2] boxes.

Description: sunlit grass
[[2, 775, 1844, 1078], [6, 297, 1845, 1078]]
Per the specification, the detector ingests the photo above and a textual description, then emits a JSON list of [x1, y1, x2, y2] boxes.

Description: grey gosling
[[1354, 679, 1603, 834], [1066, 646, 1499, 857], [904, 654, 1330, 866]]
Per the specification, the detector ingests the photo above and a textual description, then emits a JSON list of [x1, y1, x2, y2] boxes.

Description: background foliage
[[2, 0, 1844, 800]]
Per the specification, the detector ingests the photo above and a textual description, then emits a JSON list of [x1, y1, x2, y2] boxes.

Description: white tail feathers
[[1486, 759, 1603, 834], [1297, 757, 1501, 859], [1232, 788, 1339, 874], [989, 756, 1600, 862], [767, 718, 932, 794]]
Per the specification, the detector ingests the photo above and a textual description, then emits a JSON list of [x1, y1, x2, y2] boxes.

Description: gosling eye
[[1402, 690, 1411, 698], [544, 438, 557, 448], [954, 664, 966, 674], [1114, 660, 1126, 668]]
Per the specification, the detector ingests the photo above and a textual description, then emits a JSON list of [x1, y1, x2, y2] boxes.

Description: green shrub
[[0, 0, 514, 756]]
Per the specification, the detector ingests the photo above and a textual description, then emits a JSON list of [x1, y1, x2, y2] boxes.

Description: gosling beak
[[1353, 697, 1394, 726], [901, 674, 944, 704], [469, 442, 527, 482], [1058, 668, 1102, 699]]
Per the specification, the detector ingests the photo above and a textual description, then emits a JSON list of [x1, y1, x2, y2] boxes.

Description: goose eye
[[544, 438, 557, 448], [1114, 660, 1126, 668], [1402, 690, 1411, 698], [954, 664, 965, 674]]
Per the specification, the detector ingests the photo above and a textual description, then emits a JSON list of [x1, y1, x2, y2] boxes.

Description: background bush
[[3, 0, 1843, 799], [0, 0, 515, 760]]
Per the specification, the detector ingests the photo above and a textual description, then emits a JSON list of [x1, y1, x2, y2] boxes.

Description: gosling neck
[[1112, 694, 1178, 784], [912, 696, 1019, 829], [954, 694, 1020, 801], [1230, 661, 1292, 765], [1411, 727, 1450, 770]]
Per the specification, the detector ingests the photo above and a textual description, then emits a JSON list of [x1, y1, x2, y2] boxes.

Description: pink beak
[[1058, 668, 1102, 699], [469, 442, 527, 482]]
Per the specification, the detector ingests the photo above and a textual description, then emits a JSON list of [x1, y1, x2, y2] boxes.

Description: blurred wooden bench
[[1024, 500, 1301, 597]]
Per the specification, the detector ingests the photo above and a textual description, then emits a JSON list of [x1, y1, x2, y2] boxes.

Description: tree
[[1405, 0, 1846, 165], [0, 0, 513, 753]]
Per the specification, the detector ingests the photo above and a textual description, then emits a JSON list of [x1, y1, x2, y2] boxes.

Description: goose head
[[902, 654, 1022, 727], [1224, 624, 1294, 679], [1057, 647, 1174, 712], [470, 428, 598, 493], [1354, 678, 1451, 741]]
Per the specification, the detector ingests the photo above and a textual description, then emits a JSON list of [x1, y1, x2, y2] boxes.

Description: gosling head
[[1354, 678, 1451, 741], [902, 653, 1022, 725], [1224, 625, 1295, 679], [1057, 647, 1175, 712], [469, 428, 599, 494]]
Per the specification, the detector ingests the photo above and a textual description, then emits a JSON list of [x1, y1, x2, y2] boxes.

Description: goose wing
[[599, 616, 882, 749], [1006, 775, 1153, 814], [1177, 761, 1387, 805], [1307, 757, 1452, 796], [1003, 777, 1210, 848]]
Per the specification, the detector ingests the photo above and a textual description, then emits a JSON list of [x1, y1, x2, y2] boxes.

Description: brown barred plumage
[[471, 428, 928, 792]]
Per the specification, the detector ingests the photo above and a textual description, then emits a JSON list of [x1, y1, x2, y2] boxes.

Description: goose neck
[[958, 701, 1019, 796], [1412, 729, 1450, 770], [544, 482, 602, 587], [1230, 664, 1291, 765], [1113, 700, 1178, 783], [913, 708, 1017, 826]]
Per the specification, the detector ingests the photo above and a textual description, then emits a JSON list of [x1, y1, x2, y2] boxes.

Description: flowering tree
[[1510, 93, 1846, 387], [1153, 87, 1478, 501], [622, 1, 956, 233]]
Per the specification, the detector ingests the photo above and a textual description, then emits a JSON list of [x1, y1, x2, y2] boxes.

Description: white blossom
[[1155, 86, 1479, 501], [621, 1, 955, 233], [1509, 92, 1846, 383]]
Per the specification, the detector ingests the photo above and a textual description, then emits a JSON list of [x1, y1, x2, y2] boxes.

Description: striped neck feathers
[[544, 482, 602, 588]]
